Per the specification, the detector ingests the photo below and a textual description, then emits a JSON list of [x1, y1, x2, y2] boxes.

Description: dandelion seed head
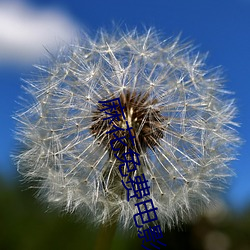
[[14, 27, 240, 230]]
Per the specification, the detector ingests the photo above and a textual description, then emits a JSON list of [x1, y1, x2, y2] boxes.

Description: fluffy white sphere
[[14, 28, 240, 230]]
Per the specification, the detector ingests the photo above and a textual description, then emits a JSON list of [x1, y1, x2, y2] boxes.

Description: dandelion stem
[[94, 219, 118, 250]]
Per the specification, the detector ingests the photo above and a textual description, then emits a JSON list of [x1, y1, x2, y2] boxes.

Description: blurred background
[[0, 0, 250, 249]]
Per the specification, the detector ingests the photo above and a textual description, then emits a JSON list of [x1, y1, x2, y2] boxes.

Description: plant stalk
[[94, 220, 118, 250]]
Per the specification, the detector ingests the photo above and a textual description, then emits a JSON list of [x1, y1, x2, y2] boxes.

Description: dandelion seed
[[14, 27, 240, 230]]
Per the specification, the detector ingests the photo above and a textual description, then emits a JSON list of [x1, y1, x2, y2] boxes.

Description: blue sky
[[0, 0, 249, 210]]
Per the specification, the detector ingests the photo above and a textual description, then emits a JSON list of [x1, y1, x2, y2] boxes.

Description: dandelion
[[14, 27, 239, 233]]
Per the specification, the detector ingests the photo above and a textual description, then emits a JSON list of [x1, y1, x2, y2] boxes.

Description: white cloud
[[0, 1, 78, 65]]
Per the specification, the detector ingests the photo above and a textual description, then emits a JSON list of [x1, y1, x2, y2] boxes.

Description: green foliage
[[1, 177, 250, 250]]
